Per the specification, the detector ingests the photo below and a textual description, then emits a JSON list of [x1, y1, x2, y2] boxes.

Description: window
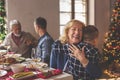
[[59, 0, 87, 35]]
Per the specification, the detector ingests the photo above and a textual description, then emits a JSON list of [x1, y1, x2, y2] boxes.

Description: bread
[[5, 57, 17, 64]]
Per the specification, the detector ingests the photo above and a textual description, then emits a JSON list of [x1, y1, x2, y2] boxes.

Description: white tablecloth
[[34, 72, 73, 80]]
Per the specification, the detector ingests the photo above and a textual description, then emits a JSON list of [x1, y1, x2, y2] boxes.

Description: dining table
[[34, 72, 73, 80], [0, 52, 73, 80], [1, 51, 119, 80], [0, 69, 73, 80]]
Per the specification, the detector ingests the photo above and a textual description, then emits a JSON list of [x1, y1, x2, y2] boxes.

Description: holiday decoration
[[0, 0, 6, 40], [102, 0, 120, 77]]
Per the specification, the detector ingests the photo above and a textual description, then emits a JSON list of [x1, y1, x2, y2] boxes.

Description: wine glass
[[31, 48, 36, 59], [31, 48, 41, 63]]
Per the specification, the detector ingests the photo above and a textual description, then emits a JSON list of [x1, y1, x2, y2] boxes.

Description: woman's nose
[[75, 29, 80, 34]]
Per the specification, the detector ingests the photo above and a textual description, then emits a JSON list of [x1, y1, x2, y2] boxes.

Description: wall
[[95, 0, 110, 52], [6, 0, 112, 52], [6, 0, 59, 40]]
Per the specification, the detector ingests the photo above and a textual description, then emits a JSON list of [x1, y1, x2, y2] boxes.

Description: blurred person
[[50, 20, 101, 80], [64, 25, 102, 80], [34, 16, 54, 65], [50, 20, 85, 70], [0, 19, 37, 58]]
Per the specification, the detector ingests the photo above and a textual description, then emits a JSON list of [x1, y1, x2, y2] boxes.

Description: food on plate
[[0, 57, 17, 64], [0, 58, 5, 64], [11, 71, 34, 79], [15, 57, 25, 62], [0, 50, 7, 55], [38, 69, 62, 79], [10, 64, 26, 73], [5, 57, 17, 64], [26, 62, 48, 70], [4, 54, 21, 58]]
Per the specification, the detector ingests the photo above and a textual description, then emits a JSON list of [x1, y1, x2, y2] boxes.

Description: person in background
[[0, 19, 37, 58], [50, 19, 85, 70], [64, 25, 102, 80], [34, 16, 54, 65]]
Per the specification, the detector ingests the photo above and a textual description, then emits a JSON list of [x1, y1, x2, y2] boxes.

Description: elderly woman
[[0, 20, 37, 58], [50, 19, 85, 70], [50, 20, 101, 80]]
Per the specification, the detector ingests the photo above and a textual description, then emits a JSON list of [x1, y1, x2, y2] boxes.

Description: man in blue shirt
[[34, 17, 54, 65]]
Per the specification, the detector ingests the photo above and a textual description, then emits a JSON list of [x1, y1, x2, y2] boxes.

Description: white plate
[[0, 70, 7, 77], [0, 50, 7, 55], [4, 54, 21, 58], [0, 65, 11, 70]]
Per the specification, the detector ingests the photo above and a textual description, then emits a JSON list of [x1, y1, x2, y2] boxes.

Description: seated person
[[0, 19, 37, 58], [50, 20, 85, 70], [34, 17, 54, 65], [64, 25, 102, 80]]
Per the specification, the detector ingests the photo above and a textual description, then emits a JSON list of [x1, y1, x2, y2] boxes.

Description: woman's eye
[[71, 28, 75, 31], [79, 29, 82, 32]]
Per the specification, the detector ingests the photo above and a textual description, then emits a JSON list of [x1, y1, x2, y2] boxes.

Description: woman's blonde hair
[[59, 19, 85, 44]]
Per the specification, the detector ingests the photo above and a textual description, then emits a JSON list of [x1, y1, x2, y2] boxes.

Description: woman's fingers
[[81, 46, 85, 56], [69, 44, 75, 52], [68, 47, 74, 53], [69, 44, 78, 50]]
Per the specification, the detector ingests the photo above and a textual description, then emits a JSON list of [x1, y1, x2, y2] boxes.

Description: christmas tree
[[0, 0, 6, 40], [102, 0, 120, 77]]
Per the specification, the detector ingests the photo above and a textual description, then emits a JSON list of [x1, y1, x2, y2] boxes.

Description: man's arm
[[50, 46, 57, 68], [84, 47, 102, 78]]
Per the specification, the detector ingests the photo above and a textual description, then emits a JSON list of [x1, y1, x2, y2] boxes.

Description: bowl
[[10, 64, 26, 73], [0, 50, 7, 55]]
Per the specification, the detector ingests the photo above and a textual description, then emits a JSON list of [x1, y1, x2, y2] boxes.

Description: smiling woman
[[50, 19, 102, 80], [50, 19, 85, 70]]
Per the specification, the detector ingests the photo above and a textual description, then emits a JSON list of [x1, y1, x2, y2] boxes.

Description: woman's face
[[68, 24, 83, 44]]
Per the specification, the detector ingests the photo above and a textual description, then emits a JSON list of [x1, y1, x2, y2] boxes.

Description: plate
[[25, 62, 48, 71], [4, 54, 22, 58], [0, 50, 7, 55], [0, 70, 7, 77], [0, 65, 11, 70], [10, 71, 37, 80], [16, 57, 25, 62]]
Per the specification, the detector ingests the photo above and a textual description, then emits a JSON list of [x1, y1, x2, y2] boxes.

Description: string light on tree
[[102, 0, 120, 77]]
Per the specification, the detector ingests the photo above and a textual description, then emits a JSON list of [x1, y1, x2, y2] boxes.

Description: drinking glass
[[31, 48, 36, 59], [31, 48, 41, 63]]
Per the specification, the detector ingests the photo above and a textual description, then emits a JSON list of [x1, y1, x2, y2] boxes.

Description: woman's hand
[[69, 44, 89, 67]]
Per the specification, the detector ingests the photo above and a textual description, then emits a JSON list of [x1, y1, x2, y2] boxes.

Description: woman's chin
[[71, 40, 80, 44]]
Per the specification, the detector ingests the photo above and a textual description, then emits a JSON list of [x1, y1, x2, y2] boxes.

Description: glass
[[31, 48, 36, 59], [31, 48, 41, 63]]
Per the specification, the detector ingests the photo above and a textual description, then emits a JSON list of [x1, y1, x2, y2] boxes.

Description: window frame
[[59, 0, 88, 35]]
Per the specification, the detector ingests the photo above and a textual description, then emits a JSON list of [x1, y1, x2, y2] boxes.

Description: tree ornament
[[102, 0, 120, 77]]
